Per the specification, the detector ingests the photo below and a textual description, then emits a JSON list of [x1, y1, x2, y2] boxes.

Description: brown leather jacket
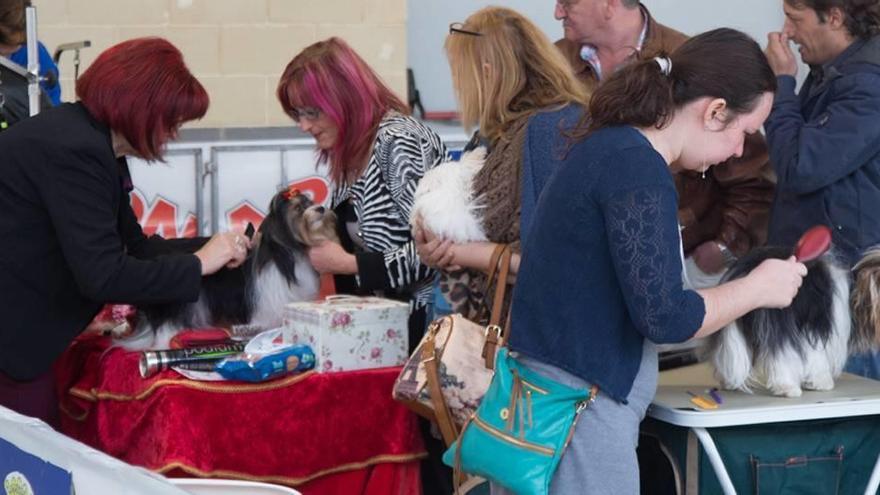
[[556, 8, 774, 256]]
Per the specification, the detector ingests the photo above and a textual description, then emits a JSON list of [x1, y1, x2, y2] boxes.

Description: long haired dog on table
[[851, 247, 880, 354], [706, 247, 854, 397], [119, 189, 338, 350]]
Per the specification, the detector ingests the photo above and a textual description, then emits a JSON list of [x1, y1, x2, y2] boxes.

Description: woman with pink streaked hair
[[277, 37, 445, 348], [277, 38, 450, 493]]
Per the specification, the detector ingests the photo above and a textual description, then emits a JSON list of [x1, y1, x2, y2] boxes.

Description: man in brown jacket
[[555, 0, 775, 276]]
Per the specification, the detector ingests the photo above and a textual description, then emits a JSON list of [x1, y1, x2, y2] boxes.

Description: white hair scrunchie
[[654, 56, 672, 76]]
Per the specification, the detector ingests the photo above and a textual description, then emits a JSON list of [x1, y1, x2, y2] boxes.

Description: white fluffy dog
[[410, 147, 487, 242]]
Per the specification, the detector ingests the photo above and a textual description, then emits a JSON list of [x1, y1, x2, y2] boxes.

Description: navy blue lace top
[[508, 126, 706, 403]]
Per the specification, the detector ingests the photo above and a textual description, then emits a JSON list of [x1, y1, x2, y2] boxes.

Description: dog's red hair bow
[[282, 186, 301, 201]]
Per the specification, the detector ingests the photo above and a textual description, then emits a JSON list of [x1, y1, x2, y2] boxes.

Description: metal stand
[[691, 427, 737, 495], [25, 6, 39, 116], [53, 40, 91, 81]]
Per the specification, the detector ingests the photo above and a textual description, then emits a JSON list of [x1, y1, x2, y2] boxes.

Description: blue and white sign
[[0, 438, 72, 495]]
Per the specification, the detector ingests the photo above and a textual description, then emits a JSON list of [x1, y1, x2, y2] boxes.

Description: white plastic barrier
[[0, 405, 190, 494], [171, 479, 302, 494], [128, 122, 470, 238]]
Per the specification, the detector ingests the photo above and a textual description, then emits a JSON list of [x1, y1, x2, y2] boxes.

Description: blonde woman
[[415, 6, 589, 323]]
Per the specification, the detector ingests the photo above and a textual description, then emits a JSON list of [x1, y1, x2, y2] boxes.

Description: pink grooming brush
[[793, 225, 832, 262]]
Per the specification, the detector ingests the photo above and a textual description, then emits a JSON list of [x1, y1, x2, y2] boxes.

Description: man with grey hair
[[555, 0, 776, 281]]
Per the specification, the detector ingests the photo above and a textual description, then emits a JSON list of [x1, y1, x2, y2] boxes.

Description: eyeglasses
[[291, 106, 322, 123], [449, 22, 482, 37]]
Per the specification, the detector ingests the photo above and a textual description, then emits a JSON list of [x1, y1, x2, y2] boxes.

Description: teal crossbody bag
[[443, 348, 598, 494]]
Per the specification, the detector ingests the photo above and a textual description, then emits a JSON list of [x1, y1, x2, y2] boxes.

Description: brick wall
[[36, 0, 407, 128]]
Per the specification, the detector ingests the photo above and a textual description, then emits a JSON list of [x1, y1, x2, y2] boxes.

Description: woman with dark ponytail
[[492, 29, 809, 494]]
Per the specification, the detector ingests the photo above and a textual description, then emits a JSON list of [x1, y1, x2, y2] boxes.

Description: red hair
[[76, 37, 209, 161], [277, 37, 408, 185]]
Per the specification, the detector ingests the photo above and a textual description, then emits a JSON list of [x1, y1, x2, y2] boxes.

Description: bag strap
[[457, 477, 486, 494], [453, 415, 476, 494], [482, 245, 513, 369], [483, 243, 507, 286], [488, 245, 513, 327], [479, 243, 508, 322], [421, 335, 460, 447]]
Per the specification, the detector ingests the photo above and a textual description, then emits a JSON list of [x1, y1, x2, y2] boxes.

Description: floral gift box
[[283, 296, 410, 372]]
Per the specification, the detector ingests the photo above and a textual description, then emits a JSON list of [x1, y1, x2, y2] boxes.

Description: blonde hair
[[445, 6, 589, 144]]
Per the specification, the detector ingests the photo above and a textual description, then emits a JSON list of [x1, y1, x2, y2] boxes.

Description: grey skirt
[[491, 338, 658, 495]]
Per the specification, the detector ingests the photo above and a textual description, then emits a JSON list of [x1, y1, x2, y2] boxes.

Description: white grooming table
[[647, 363, 880, 495]]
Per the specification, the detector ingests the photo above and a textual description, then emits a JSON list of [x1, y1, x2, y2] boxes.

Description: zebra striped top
[[331, 112, 447, 308]]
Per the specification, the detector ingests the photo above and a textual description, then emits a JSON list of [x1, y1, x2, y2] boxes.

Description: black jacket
[[0, 103, 202, 380]]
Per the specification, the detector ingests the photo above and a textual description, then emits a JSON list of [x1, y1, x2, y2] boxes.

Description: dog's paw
[[713, 364, 752, 393], [718, 380, 751, 394], [769, 385, 803, 398], [803, 375, 835, 391]]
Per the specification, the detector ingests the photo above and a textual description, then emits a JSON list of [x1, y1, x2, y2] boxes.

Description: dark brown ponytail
[[584, 28, 777, 134], [588, 56, 676, 132]]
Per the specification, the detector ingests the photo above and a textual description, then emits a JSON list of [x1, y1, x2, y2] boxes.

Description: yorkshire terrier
[[850, 246, 880, 355], [119, 189, 338, 350]]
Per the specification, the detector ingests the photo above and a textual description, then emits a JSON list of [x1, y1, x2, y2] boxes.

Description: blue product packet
[[216, 344, 315, 382]]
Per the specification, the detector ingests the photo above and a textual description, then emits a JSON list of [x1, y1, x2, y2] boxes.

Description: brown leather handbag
[[392, 244, 513, 447]]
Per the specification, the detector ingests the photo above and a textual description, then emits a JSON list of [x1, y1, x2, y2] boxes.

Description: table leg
[[865, 453, 880, 495], [692, 427, 737, 495]]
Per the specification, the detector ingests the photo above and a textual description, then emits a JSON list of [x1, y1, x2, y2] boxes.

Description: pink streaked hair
[[277, 37, 408, 185]]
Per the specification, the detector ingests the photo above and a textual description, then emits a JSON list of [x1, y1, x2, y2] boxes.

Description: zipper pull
[[526, 389, 533, 429], [518, 394, 525, 440], [506, 372, 522, 432]]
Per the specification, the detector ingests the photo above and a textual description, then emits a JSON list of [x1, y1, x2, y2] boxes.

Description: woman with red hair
[[0, 38, 250, 425], [278, 38, 445, 345]]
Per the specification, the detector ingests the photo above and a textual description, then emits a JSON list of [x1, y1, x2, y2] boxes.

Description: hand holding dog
[[308, 240, 358, 274], [413, 220, 460, 271], [747, 255, 808, 308], [195, 231, 251, 275]]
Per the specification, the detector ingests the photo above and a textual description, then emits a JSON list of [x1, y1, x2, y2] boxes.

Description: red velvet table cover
[[57, 336, 425, 493]]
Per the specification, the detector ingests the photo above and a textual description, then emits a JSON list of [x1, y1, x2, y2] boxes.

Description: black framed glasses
[[449, 22, 482, 37]]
